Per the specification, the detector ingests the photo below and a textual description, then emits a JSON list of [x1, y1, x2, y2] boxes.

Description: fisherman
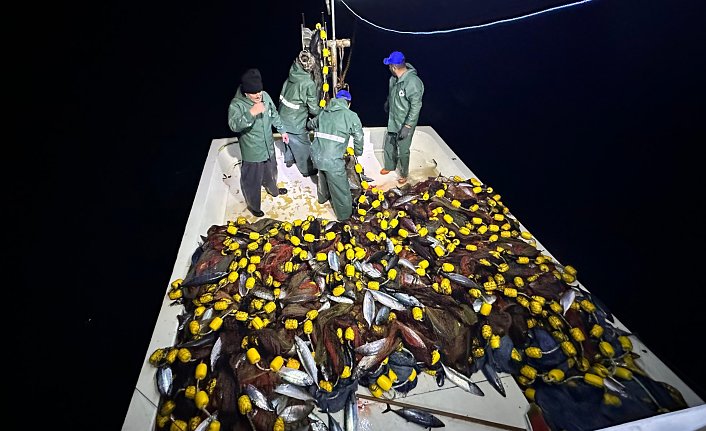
[[380, 51, 424, 185], [309, 89, 364, 221], [228, 68, 289, 218], [277, 51, 321, 177]]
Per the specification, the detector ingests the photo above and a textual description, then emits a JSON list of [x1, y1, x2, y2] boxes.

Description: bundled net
[[149, 175, 687, 431]]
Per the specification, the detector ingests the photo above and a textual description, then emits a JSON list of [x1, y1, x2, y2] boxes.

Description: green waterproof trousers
[[382, 130, 414, 178], [317, 163, 352, 221], [287, 132, 317, 176]]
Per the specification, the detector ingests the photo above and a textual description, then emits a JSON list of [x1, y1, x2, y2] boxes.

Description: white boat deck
[[122, 127, 705, 431]]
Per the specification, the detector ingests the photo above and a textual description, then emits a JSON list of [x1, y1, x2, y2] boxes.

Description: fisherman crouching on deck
[[228, 68, 289, 218], [309, 90, 364, 221]]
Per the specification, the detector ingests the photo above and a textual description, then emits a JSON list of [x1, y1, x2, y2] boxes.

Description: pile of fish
[[149, 175, 687, 431]]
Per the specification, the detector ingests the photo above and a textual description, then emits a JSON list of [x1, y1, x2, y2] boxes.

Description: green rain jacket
[[387, 63, 424, 132], [278, 61, 320, 134], [228, 87, 284, 162], [310, 98, 364, 172]]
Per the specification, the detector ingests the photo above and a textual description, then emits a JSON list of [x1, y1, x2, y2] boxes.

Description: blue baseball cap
[[383, 51, 405, 65], [335, 89, 352, 101]]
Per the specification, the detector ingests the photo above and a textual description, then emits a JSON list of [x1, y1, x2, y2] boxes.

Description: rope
[[339, 0, 594, 34], [340, 21, 355, 85]]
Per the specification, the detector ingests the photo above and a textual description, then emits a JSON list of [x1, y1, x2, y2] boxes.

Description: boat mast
[[327, 0, 350, 94]]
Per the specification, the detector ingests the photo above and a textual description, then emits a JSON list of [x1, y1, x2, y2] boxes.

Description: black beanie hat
[[241, 68, 263, 94]]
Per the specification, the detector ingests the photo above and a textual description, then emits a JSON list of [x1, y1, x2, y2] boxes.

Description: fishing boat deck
[[123, 127, 705, 431]]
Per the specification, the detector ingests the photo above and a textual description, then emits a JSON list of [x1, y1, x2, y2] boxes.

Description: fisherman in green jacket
[[380, 51, 424, 185], [278, 51, 321, 177], [228, 68, 289, 218], [309, 90, 364, 221]]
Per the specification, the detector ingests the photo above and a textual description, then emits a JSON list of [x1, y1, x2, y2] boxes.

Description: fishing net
[[149, 175, 687, 431]]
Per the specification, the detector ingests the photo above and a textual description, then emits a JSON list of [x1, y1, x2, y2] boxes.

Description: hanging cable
[[340, 23, 355, 86], [339, 0, 593, 34]]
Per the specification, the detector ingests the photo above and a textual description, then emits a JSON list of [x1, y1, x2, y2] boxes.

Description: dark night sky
[[17, 0, 706, 429]]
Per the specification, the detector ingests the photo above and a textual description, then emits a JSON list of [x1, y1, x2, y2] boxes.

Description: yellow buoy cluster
[[151, 175, 684, 431]]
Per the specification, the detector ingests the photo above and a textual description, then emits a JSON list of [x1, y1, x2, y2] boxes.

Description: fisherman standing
[[380, 51, 424, 185], [309, 90, 364, 221], [278, 51, 321, 177], [228, 68, 289, 218]]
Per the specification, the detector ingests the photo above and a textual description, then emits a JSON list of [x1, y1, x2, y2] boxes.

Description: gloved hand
[[306, 118, 315, 130], [383, 100, 389, 113], [398, 125, 411, 140]]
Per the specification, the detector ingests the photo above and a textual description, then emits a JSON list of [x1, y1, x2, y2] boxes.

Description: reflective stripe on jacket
[[278, 61, 320, 134], [310, 98, 364, 172]]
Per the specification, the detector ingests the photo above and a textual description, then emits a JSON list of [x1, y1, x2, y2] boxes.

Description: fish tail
[[382, 404, 393, 414]]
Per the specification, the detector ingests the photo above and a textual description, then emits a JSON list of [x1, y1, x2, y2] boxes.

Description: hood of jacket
[[287, 61, 313, 84], [325, 98, 349, 112]]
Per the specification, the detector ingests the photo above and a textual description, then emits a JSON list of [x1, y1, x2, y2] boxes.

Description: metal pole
[[331, 0, 337, 93]]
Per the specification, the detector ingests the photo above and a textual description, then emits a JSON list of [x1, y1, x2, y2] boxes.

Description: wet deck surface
[[223, 140, 441, 222]]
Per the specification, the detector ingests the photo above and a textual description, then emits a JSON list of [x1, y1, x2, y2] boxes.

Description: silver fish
[[156, 366, 173, 397], [201, 307, 214, 322], [279, 366, 315, 386], [327, 294, 354, 304], [363, 290, 375, 328], [272, 394, 289, 415], [355, 338, 389, 356], [442, 363, 484, 396], [309, 414, 329, 431], [194, 413, 217, 431], [605, 376, 628, 398], [252, 287, 275, 301], [238, 272, 248, 297], [374, 305, 390, 325], [318, 300, 332, 312], [443, 272, 481, 289], [425, 235, 444, 249], [347, 177, 360, 190], [385, 254, 399, 271], [472, 295, 497, 312], [352, 355, 378, 377], [560, 288, 577, 315], [274, 383, 315, 401], [354, 261, 382, 279], [382, 404, 445, 428], [391, 292, 424, 308], [482, 349, 506, 397], [245, 383, 274, 411], [328, 412, 343, 431], [389, 187, 404, 196], [316, 275, 327, 294], [210, 336, 222, 370], [281, 403, 315, 423], [344, 289, 357, 301], [398, 258, 417, 272], [392, 193, 417, 207], [344, 392, 359, 431], [294, 335, 319, 387], [328, 250, 340, 272], [481, 292, 497, 304], [177, 311, 194, 332], [385, 238, 395, 254], [368, 289, 406, 311]]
